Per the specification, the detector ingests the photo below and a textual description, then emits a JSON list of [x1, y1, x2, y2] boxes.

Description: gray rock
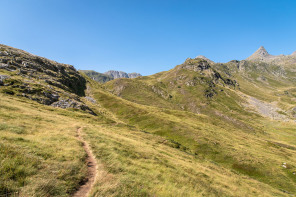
[[292, 107, 296, 118], [104, 70, 142, 79], [104, 70, 129, 79], [0, 75, 10, 85], [51, 99, 96, 115], [195, 55, 215, 64], [151, 86, 172, 100], [246, 46, 296, 65], [128, 72, 142, 78], [182, 59, 210, 71], [0, 44, 86, 96], [85, 96, 96, 103]]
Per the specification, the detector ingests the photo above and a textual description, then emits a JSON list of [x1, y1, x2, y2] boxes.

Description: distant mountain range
[[80, 70, 141, 83]]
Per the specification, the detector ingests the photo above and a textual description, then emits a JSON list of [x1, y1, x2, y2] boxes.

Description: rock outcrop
[[181, 58, 211, 71], [0, 75, 9, 85], [51, 99, 96, 115], [195, 55, 214, 64], [104, 70, 129, 78], [128, 72, 142, 78], [0, 44, 95, 115]]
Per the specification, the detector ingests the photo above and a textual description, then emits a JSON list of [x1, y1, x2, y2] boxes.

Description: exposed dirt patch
[[73, 127, 98, 197]]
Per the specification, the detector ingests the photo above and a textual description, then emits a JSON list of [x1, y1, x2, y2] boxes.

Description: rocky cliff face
[[128, 72, 142, 78], [81, 70, 142, 83], [104, 70, 141, 79], [0, 44, 95, 115]]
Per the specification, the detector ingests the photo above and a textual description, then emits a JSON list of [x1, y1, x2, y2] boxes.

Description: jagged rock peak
[[246, 46, 296, 65], [257, 46, 269, 55], [195, 55, 214, 63], [104, 70, 142, 79], [128, 72, 142, 78], [247, 46, 271, 61]]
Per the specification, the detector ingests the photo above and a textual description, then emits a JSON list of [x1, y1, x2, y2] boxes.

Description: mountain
[[103, 52, 296, 194], [246, 46, 271, 61], [1, 44, 296, 196], [195, 55, 215, 64], [127, 72, 142, 78], [80, 70, 114, 83], [104, 70, 142, 79], [246, 46, 296, 65], [80, 70, 142, 83]]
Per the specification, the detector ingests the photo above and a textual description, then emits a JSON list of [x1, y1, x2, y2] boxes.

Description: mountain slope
[[0, 45, 296, 196], [103, 55, 296, 194], [0, 44, 96, 115]]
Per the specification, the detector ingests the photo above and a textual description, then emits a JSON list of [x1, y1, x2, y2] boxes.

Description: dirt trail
[[73, 127, 98, 197]]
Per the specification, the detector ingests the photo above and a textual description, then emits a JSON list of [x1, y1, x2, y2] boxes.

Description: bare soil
[[73, 127, 98, 197]]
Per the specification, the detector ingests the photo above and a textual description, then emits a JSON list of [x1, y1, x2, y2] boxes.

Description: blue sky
[[1, 0, 296, 75]]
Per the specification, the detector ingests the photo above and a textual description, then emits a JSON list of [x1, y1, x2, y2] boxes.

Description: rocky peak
[[182, 58, 211, 71], [195, 55, 214, 63], [246, 46, 271, 61], [245, 46, 296, 65], [128, 72, 142, 78], [104, 70, 141, 79], [105, 70, 128, 78]]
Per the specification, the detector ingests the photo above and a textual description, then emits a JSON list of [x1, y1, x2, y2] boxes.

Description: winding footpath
[[73, 127, 98, 197]]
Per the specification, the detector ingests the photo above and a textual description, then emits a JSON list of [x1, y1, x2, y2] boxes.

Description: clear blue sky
[[1, 0, 296, 75]]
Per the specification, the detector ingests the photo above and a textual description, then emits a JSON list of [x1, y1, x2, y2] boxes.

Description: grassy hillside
[[0, 46, 296, 196], [101, 58, 296, 195], [1, 90, 294, 196], [89, 77, 296, 195], [0, 95, 88, 196]]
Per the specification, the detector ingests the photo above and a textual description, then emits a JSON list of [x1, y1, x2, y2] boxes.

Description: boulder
[[51, 99, 96, 115], [0, 75, 10, 85]]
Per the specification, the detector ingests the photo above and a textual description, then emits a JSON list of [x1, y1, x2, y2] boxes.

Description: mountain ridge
[[104, 70, 142, 79], [80, 70, 142, 83], [246, 46, 296, 65]]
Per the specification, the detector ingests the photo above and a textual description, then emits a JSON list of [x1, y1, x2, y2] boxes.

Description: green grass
[[0, 95, 87, 196], [1, 58, 296, 196], [95, 61, 296, 195], [1, 76, 295, 196]]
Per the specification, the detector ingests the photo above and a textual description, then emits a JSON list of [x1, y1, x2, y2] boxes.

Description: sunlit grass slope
[[1, 78, 295, 196], [1, 54, 296, 196], [0, 95, 89, 196], [91, 59, 296, 195]]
